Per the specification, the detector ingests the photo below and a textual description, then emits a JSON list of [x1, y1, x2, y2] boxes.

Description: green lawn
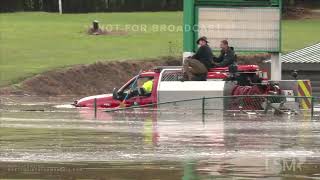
[[0, 12, 319, 86], [282, 19, 320, 52]]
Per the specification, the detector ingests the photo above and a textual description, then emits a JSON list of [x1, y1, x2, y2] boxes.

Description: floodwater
[[1, 96, 320, 179]]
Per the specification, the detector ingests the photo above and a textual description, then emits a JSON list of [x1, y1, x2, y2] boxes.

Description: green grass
[[282, 19, 320, 52], [0, 12, 319, 87]]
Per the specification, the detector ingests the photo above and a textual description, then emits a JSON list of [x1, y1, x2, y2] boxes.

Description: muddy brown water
[[1, 96, 320, 179]]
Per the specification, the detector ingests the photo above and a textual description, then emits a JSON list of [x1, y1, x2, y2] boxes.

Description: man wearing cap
[[213, 40, 236, 67], [183, 36, 214, 81]]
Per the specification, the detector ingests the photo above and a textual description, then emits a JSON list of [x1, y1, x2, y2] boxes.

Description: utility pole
[[271, 53, 282, 80], [182, 0, 195, 61], [58, 0, 62, 14]]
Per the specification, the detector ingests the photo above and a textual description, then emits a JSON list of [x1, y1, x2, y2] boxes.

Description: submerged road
[[0, 96, 320, 179]]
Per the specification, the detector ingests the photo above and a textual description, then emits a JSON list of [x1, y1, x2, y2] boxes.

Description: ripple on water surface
[[1, 96, 320, 179]]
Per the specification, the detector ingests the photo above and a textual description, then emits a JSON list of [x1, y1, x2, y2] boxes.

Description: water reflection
[[1, 96, 320, 179]]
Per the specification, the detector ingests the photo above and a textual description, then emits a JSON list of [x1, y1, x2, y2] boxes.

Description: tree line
[[0, 0, 183, 13], [1, 0, 317, 13], [283, 0, 318, 6]]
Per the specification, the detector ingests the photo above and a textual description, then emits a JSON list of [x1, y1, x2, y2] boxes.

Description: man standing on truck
[[183, 36, 214, 81], [213, 40, 236, 67]]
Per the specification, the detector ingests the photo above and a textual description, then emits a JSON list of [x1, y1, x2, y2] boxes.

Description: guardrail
[[100, 95, 320, 119]]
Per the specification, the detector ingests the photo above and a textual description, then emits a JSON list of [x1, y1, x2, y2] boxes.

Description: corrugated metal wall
[[283, 68, 320, 97], [198, 7, 280, 52]]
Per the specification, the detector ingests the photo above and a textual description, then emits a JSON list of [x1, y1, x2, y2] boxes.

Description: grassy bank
[[282, 19, 320, 52], [1, 12, 319, 86]]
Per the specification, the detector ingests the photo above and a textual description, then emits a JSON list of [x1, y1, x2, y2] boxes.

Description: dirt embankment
[[0, 55, 270, 96], [283, 7, 320, 19], [0, 57, 181, 96]]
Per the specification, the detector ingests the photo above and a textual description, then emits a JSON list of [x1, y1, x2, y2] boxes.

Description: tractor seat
[[209, 67, 229, 72], [209, 65, 259, 72]]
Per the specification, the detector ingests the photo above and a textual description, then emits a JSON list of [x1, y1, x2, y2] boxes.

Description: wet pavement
[[1, 96, 320, 179]]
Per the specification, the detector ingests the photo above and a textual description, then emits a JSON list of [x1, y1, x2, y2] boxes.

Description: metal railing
[[103, 95, 320, 118]]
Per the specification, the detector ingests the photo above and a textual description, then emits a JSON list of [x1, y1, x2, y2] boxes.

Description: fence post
[[264, 96, 269, 114], [311, 97, 314, 118], [58, 0, 63, 14], [202, 97, 206, 115], [202, 97, 205, 123], [94, 98, 97, 119]]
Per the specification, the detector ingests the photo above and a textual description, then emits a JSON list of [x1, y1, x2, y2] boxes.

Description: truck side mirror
[[112, 88, 119, 100]]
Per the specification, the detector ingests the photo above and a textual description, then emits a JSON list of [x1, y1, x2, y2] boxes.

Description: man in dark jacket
[[183, 36, 214, 81], [214, 40, 236, 67]]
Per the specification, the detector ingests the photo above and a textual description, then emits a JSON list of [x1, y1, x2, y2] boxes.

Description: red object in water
[[75, 72, 160, 108], [74, 65, 264, 109]]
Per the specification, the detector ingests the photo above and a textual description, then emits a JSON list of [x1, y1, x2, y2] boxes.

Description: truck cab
[[74, 71, 160, 108]]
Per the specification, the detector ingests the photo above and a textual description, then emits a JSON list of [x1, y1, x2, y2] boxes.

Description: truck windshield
[[121, 76, 154, 98]]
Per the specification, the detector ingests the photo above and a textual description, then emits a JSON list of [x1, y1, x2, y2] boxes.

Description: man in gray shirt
[[213, 40, 236, 67]]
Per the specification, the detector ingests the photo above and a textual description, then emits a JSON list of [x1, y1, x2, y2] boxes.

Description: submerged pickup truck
[[73, 65, 293, 109]]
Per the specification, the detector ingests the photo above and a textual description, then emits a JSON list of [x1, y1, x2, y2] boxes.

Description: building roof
[[282, 43, 320, 64]]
